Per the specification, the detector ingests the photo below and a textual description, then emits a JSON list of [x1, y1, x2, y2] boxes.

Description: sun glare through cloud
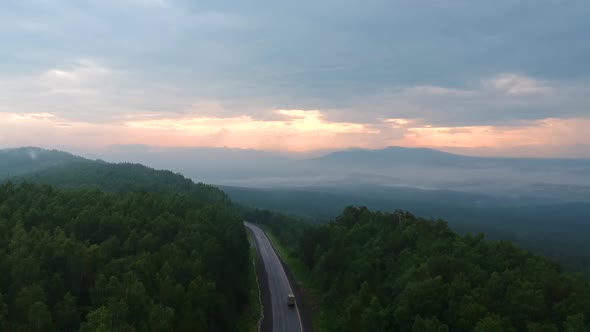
[[0, 1, 588, 158]]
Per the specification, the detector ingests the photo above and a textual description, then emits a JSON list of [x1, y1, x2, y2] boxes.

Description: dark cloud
[[1, 0, 589, 126]]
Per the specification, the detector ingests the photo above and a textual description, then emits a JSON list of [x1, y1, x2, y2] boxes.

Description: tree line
[[252, 206, 590, 331], [0, 181, 250, 331]]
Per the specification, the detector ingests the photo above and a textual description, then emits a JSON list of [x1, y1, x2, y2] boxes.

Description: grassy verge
[[261, 227, 330, 331], [236, 234, 262, 332]]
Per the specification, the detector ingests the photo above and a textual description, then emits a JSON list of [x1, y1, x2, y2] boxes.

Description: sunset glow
[[0, 0, 589, 157], [3, 109, 588, 155]]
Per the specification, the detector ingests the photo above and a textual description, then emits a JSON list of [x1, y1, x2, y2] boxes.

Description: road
[[245, 222, 303, 332]]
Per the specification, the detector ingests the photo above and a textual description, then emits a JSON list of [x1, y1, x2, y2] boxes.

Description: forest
[[224, 185, 590, 275], [2, 153, 590, 331], [0, 181, 250, 331], [17, 160, 230, 206], [251, 206, 590, 331]]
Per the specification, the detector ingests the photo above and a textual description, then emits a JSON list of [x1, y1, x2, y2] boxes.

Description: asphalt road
[[245, 222, 303, 332]]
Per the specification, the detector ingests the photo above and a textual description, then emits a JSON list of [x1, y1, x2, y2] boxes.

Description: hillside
[[250, 207, 590, 331], [0, 181, 250, 331], [222, 185, 590, 274], [0, 147, 84, 178], [3, 146, 590, 331], [0, 157, 253, 331], [85, 145, 590, 201], [17, 160, 230, 207]]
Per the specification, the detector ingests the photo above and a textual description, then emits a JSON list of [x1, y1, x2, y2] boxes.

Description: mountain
[[0, 147, 85, 178], [222, 185, 590, 273], [3, 145, 590, 330], [303, 147, 590, 201], [15, 159, 229, 206], [0, 179, 249, 331], [84, 145, 297, 185], [309, 146, 590, 169], [80, 145, 590, 200], [307, 146, 477, 168], [257, 206, 590, 331], [3, 145, 590, 203]]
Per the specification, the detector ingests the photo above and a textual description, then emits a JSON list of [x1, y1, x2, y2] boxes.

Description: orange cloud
[[0, 110, 379, 152], [2, 110, 589, 157], [397, 118, 590, 149], [124, 109, 376, 151]]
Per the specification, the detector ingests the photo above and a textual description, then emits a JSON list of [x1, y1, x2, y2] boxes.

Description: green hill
[[5, 147, 590, 331], [18, 160, 229, 207], [0, 160, 249, 331], [223, 185, 590, 275], [0, 147, 84, 179], [250, 206, 590, 331]]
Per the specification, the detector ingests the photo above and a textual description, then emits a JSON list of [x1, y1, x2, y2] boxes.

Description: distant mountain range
[[309, 146, 590, 168], [1, 145, 589, 273], [308, 146, 476, 167], [2, 145, 590, 202]]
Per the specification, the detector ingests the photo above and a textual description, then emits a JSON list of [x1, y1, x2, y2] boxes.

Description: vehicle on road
[[287, 294, 296, 307]]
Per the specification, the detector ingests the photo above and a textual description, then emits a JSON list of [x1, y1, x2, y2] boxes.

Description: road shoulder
[[246, 227, 273, 332], [265, 232, 314, 332]]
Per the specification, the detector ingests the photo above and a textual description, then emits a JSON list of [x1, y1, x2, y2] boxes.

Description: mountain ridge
[[0, 146, 86, 178], [3, 146, 590, 198]]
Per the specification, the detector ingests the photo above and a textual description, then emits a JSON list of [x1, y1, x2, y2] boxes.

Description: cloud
[[123, 0, 170, 7], [482, 73, 550, 95], [1, 1, 590, 156], [0, 58, 183, 123], [2, 106, 590, 157], [397, 117, 590, 150], [1, 113, 55, 120], [0, 108, 387, 151], [338, 73, 590, 127], [2, 66, 589, 157], [124, 109, 368, 135], [123, 109, 378, 151], [37, 59, 111, 95], [14, 20, 50, 32]]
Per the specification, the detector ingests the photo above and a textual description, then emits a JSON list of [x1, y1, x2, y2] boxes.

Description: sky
[[1, 0, 589, 157]]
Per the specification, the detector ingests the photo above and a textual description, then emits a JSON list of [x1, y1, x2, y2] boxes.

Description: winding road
[[245, 222, 303, 332]]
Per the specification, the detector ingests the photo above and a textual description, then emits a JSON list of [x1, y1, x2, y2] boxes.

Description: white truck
[[287, 294, 296, 307]]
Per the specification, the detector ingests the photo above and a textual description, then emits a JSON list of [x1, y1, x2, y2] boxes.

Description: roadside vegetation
[[250, 206, 590, 331], [236, 235, 262, 332]]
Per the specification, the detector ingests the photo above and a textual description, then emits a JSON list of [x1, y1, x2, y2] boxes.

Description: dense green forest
[[251, 206, 590, 332], [240, 207, 308, 253], [18, 161, 229, 206], [3, 151, 590, 331], [224, 186, 590, 275], [0, 181, 250, 331]]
